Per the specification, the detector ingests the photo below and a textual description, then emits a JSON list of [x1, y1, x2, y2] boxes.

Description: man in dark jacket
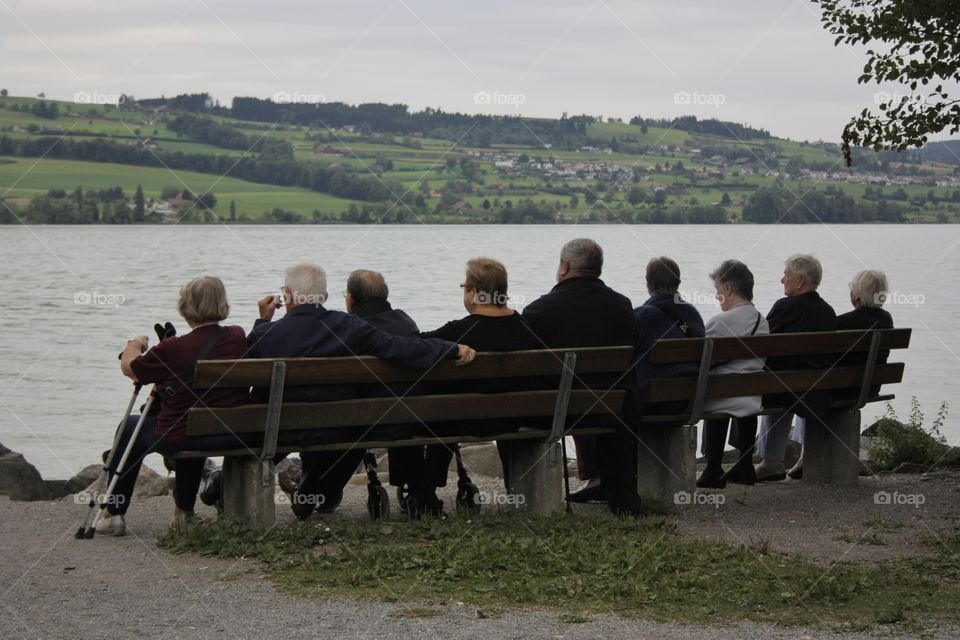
[[755, 254, 837, 481], [249, 262, 475, 519], [523, 238, 643, 516]]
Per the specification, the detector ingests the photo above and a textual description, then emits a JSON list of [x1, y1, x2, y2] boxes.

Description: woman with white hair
[[98, 276, 251, 536]]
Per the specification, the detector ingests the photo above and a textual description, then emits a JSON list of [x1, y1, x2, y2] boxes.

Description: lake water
[[1, 224, 958, 478]]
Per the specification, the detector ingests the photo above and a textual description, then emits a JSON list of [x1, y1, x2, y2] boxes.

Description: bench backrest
[[644, 328, 910, 422], [186, 346, 635, 439]]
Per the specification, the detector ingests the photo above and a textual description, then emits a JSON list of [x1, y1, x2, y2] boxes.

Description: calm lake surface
[[1, 224, 958, 478]]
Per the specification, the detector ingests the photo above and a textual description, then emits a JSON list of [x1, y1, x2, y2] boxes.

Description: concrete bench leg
[[635, 425, 696, 505], [221, 457, 276, 530], [506, 440, 564, 516], [805, 409, 860, 485]]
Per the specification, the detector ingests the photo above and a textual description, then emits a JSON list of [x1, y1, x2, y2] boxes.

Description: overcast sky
[[0, 0, 951, 142]]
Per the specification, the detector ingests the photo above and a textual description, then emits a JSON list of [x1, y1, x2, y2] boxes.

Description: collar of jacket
[[352, 299, 394, 318]]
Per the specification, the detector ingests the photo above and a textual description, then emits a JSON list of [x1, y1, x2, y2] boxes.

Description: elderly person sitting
[[777, 269, 893, 479], [100, 276, 252, 536], [696, 260, 770, 488], [755, 254, 836, 482]]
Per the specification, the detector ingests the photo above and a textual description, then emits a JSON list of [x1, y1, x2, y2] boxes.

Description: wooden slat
[[171, 426, 620, 459], [187, 389, 625, 437], [645, 363, 904, 403], [651, 328, 911, 364], [193, 346, 635, 389], [637, 394, 895, 424]]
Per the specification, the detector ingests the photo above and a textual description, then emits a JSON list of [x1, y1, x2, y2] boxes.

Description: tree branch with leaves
[[813, 0, 960, 164]]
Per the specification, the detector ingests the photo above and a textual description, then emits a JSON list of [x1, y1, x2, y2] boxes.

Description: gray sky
[[0, 0, 951, 142]]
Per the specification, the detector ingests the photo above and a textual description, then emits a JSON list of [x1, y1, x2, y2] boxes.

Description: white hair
[[785, 254, 823, 288], [285, 262, 328, 306], [849, 270, 888, 308]]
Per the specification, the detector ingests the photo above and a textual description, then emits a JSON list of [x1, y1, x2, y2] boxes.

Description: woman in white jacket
[[697, 260, 770, 489]]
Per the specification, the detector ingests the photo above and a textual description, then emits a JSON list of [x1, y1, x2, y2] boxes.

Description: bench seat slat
[[193, 347, 636, 389], [651, 328, 911, 364], [187, 389, 625, 437], [645, 363, 904, 403], [637, 394, 895, 424]]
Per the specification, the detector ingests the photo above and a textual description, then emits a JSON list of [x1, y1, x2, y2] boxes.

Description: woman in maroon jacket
[[98, 276, 250, 536]]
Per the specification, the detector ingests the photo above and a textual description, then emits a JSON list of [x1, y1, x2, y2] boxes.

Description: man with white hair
[[248, 262, 476, 519], [755, 254, 837, 482]]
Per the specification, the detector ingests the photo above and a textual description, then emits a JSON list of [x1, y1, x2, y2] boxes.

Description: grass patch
[[158, 512, 960, 630]]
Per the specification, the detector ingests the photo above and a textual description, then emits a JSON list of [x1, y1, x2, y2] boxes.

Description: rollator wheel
[[367, 485, 390, 521], [456, 481, 481, 516]]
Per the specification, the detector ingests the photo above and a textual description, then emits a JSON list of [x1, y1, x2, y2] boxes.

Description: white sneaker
[[95, 513, 126, 536]]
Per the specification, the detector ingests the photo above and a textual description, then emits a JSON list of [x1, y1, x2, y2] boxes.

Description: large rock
[[0, 449, 50, 501], [82, 464, 169, 500]]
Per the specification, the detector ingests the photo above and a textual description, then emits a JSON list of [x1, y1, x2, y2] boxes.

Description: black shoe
[[568, 484, 604, 503], [722, 463, 756, 486], [405, 491, 447, 520], [608, 493, 643, 519], [696, 468, 726, 489]]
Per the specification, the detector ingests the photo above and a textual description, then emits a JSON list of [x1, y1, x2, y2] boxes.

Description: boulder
[[82, 464, 169, 499], [0, 449, 50, 501]]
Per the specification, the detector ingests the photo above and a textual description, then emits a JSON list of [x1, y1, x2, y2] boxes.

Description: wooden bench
[[637, 328, 911, 503], [175, 346, 634, 528]]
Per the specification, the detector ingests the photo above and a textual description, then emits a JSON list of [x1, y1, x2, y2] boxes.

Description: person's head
[[781, 254, 822, 296], [848, 269, 888, 309], [709, 259, 755, 311], [283, 262, 327, 309], [345, 269, 388, 313], [462, 257, 509, 311], [177, 276, 230, 328], [646, 256, 682, 296], [557, 238, 603, 282]]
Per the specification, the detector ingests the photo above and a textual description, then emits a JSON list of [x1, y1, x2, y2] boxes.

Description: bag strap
[[162, 325, 225, 399], [651, 301, 691, 338], [749, 311, 762, 336]]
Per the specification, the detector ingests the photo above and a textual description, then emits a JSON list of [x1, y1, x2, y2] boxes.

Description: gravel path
[[1, 468, 958, 640]]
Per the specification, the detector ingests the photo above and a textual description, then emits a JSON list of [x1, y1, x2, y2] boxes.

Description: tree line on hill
[[0, 135, 398, 203], [742, 185, 906, 223]]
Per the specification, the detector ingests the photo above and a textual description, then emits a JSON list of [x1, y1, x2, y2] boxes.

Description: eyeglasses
[[460, 283, 474, 291]]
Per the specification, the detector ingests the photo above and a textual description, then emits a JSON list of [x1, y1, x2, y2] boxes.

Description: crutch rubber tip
[[74, 527, 85, 539], [83, 528, 95, 539]]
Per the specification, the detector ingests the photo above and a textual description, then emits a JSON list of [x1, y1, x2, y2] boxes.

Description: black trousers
[[701, 416, 757, 470]]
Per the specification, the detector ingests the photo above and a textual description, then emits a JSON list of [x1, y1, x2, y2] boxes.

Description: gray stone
[[0, 450, 50, 501], [893, 462, 928, 474], [81, 464, 169, 499]]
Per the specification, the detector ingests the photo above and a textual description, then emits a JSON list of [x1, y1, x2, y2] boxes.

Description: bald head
[[346, 269, 389, 312]]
